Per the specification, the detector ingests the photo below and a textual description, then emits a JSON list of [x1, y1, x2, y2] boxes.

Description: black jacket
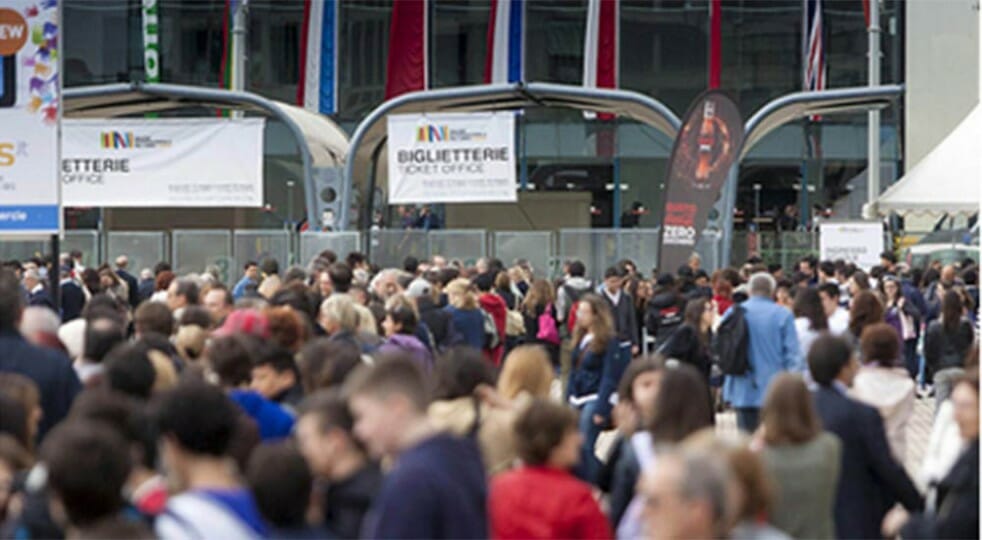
[[0, 330, 82, 440], [321, 463, 383, 539], [60, 280, 85, 323], [813, 386, 923, 539], [417, 296, 455, 351], [659, 323, 712, 379], [116, 268, 140, 308], [902, 439, 979, 539], [924, 319, 975, 372], [644, 291, 684, 347], [27, 288, 55, 311], [601, 289, 638, 347]]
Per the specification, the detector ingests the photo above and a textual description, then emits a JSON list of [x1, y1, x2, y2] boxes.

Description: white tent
[[876, 104, 980, 215]]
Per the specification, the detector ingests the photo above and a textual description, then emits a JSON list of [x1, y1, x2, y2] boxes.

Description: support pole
[[865, 0, 881, 218], [231, 0, 248, 92]]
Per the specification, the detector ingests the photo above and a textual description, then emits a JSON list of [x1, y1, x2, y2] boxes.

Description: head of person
[[808, 334, 859, 388], [848, 270, 871, 297], [880, 251, 897, 270], [683, 297, 714, 334], [381, 295, 418, 338], [0, 374, 41, 449], [878, 275, 904, 303], [203, 285, 234, 325], [250, 345, 299, 400], [604, 265, 626, 293], [792, 287, 828, 331], [243, 261, 259, 281], [640, 448, 732, 539], [445, 278, 478, 310], [98, 265, 121, 290], [0, 433, 32, 522], [617, 357, 664, 427], [798, 257, 815, 277], [154, 381, 239, 489], [318, 294, 359, 336], [493, 270, 511, 293], [942, 290, 965, 333], [21, 268, 41, 292], [167, 278, 199, 311], [514, 399, 581, 470], [747, 272, 776, 299], [472, 271, 496, 294], [567, 260, 586, 279], [649, 364, 714, 443], [431, 347, 495, 401], [573, 294, 615, 353], [324, 262, 353, 295], [297, 338, 362, 394], [941, 264, 957, 285], [67, 390, 158, 479], [817, 282, 841, 318], [103, 343, 157, 400], [18, 306, 62, 348], [343, 355, 430, 458], [264, 305, 309, 353], [818, 261, 836, 283], [83, 317, 126, 364], [134, 300, 174, 337], [259, 257, 279, 279], [295, 389, 365, 478], [497, 345, 554, 401], [41, 421, 131, 531], [205, 334, 257, 389], [0, 269, 24, 332], [952, 368, 980, 442], [848, 290, 884, 339], [860, 323, 901, 367], [761, 373, 822, 447], [688, 253, 701, 272], [246, 442, 311, 530]]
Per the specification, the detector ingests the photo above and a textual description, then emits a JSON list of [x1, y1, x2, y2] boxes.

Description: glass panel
[[431, 0, 489, 88], [338, 0, 393, 122], [158, 0, 226, 87], [63, 0, 140, 86], [233, 230, 290, 276], [172, 230, 232, 281], [248, 0, 303, 103], [107, 232, 168, 275], [525, 0, 587, 84]]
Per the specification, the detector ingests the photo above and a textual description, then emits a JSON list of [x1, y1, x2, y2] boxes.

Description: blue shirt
[[229, 390, 294, 441], [723, 296, 802, 408], [232, 276, 256, 300]]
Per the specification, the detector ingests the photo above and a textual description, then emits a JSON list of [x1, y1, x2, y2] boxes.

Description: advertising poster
[[658, 90, 744, 273], [61, 118, 265, 207], [819, 221, 885, 270], [387, 112, 516, 204], [0, 0, 60, 235]]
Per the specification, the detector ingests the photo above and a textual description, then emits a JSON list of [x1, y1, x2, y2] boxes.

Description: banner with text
[[658, 90, 744, 273], [387, 112, 516, 204], [819, 221, 884, 270], [62, 118, 264, 207], [0, 0, 60, 235]]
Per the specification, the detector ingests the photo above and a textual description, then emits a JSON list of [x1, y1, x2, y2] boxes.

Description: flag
[[803, 0, 826, 94], [583, 0, 618, 94], [385, 0, 429, 100], [484, 0, 524, 83], [298, 0, 339, 114], [708, 0, 721, 89], [219, 0, 238, 90]]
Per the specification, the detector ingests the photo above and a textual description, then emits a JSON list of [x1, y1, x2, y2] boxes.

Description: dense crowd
[[0, 246, 977, 539]]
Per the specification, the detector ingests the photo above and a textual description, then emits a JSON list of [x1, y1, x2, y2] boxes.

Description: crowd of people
[[0, 245, 977, 539]]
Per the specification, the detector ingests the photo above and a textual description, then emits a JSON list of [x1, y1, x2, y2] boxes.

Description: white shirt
[[828, 308, 850, 336], [794, 317, 821, 362]]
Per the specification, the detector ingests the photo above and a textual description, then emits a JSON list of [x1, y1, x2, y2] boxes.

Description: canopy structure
[[63, 82, 350, 228], [876, 104, 981, 216], [342, 82, 683, 229]]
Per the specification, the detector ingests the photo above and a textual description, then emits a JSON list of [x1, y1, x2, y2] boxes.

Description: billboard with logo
[[386, 112, 516, 204], [658, 91, 744, 273], [0, 0, 60, 235], [819, 221, 884, 270], [61, 118, 265, 207]]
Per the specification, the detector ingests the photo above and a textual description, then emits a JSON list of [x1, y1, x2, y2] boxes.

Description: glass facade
[[61, 0, 905, 231]]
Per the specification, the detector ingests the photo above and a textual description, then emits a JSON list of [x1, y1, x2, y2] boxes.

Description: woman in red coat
[[488, 399, 612, 540]]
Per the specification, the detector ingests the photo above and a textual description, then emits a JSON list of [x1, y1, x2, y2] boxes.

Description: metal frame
[[63, 82, 319, 231], [341, 82, 683, 230], [716, 84, 905, 266]]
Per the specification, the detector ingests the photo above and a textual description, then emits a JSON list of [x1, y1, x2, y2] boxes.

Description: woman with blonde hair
[[498, 345, 554, 401], [566, 294, 625, 483], [521, 279, 561, 366], [443, 278, 486, 350]]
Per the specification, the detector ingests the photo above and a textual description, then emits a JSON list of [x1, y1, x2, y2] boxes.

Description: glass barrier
[[63, 230, 101, 268], [172, 230, 233, 283], [492, 231, 553, 279], [617, 228, 661, 276], [0, 239, 47, 263], [234, 230, 291, 275], [106, 232, 168, 275], [300, 232, 363, 268], [428, 230, 487, 268], [369, 229, 429, 269]]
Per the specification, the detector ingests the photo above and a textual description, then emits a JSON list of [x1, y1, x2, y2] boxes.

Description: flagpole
[[231, 0, 248, 92], [865, 0, 881, 218]]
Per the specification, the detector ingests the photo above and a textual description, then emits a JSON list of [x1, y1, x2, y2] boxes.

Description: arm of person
[[594, 340, 628, 422], [780, 311, 803, 372], [859, 406, 924, 512], [923, 324, 941, 372]]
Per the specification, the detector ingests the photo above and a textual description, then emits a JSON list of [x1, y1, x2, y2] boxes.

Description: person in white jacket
[[848, 323, 915, 462]]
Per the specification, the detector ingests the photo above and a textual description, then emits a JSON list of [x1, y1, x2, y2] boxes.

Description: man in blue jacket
[[722, 272, 801, 432], [0, 269, 81, 440], [808, 333, 923, 539]]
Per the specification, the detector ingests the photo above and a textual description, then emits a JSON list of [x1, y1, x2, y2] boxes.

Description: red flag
[[385, 0, 428, 99]]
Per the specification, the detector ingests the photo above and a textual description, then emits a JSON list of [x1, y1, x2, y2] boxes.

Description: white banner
[[62, 118, 265, 207], [387, 112, 516, 204], [819, 221, 885, 270], [0, 1, 60, 235]]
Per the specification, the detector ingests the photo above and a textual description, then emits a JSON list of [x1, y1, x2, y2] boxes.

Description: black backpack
[[712, 305, 750, 376]]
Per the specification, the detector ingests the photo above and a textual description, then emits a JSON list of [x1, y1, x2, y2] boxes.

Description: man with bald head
[[114, 255, 140, 308]]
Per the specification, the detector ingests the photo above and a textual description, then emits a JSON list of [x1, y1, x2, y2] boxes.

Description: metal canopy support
[[717, 84, 904, 267], [341, 82, 683, 230], [63, 82, 318, 230]]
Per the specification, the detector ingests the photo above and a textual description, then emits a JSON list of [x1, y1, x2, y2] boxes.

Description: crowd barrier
[[9, 227, 892, 280]]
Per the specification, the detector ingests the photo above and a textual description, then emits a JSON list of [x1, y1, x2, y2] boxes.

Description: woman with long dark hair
[[879, 276, 922, 379], [924, 290, 976, 407], [792, 287, 828, 361], [848, 291, 884, 354], [521, 279, 561, 366], [658, 297, 714, 384]]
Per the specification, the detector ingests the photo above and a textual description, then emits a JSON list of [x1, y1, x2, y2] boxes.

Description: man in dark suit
[[808, 334, 924, 539], [0, 269, 82, 440], [22, 269, 55, 311], [59, 266, 85, 323], [114, 255, 140, 309]]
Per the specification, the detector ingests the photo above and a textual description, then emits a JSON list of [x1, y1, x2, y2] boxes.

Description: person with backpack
[[645, 273, 686, 351], [521, 279, 561, 367], [924, 290, 976, 408], [556, 261, 593, 331], [475, 272, 508, 367], [720, 272, 801, 433]]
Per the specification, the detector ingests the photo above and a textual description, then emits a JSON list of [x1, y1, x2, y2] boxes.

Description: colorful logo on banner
[[99, 131, 173, 150], [658, 90, 744, 273], [415, 124, 489, 143]]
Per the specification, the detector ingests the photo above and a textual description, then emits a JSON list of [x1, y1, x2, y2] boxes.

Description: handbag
[[536, 304, 561, 345]]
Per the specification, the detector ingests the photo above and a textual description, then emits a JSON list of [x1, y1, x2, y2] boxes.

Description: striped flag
[[583, 0, 619, 95], [297, 0, 339, 114], [385, 0, 429, 100], [803, 0, 826, 93], [484, 0, 525, 84]]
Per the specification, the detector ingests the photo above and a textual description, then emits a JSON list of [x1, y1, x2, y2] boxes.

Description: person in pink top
[[489, 399, 612, 540]]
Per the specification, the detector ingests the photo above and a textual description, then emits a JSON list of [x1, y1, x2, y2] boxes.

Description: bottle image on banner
[[0, 56, 14, 107]]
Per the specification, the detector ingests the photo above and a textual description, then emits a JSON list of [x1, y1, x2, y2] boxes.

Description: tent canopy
[[877, 104, 980, 215]]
